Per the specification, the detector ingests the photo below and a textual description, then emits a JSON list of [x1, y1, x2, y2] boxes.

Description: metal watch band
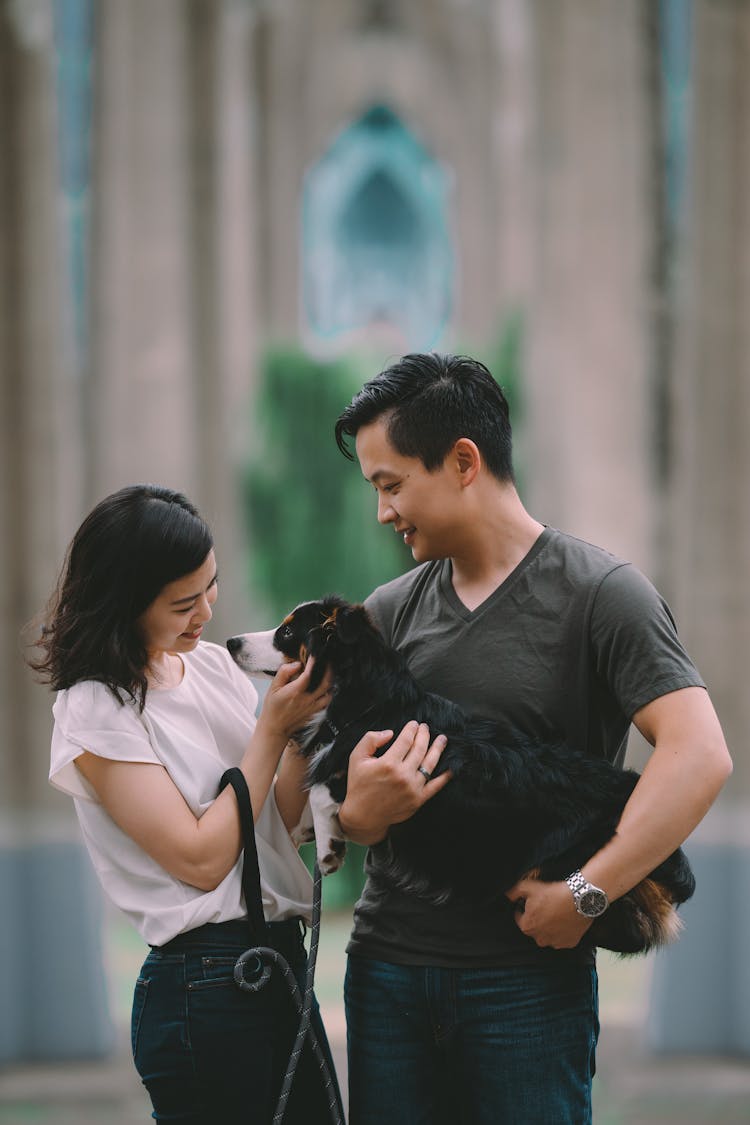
[[565, 870, 588, 895]]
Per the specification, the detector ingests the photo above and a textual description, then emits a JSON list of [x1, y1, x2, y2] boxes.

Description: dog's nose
[[226, 636, 242, 656]]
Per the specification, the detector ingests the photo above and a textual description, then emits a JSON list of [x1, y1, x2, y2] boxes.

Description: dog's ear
[[305, 625, 332, 693], [307, 653, 330, 693], [333, 603, 371, 646]]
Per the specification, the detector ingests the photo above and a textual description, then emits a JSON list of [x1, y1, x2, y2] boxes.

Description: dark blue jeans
[[132, 919, 342, 1124], [345, 955, 599, 1125]]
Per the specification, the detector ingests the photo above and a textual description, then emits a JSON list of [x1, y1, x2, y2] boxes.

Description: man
[[333, 353, 731, 1125]]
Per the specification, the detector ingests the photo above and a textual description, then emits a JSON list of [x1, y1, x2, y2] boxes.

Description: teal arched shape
[[302, 105, 453, 349]]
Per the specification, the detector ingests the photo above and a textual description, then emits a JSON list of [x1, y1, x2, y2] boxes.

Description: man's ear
[[453, 438, 481, 487]]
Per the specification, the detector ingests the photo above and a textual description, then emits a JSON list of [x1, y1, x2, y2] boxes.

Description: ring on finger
[[417, 765, 432, 781]]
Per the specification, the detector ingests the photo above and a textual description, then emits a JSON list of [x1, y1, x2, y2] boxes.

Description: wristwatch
[[565, 870, 609, 918]]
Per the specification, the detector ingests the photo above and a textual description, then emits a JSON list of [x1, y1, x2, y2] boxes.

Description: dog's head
[[227, 595, 376, 693]]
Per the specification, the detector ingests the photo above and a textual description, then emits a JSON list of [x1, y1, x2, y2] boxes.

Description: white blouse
[[49, 641, 312, 946]]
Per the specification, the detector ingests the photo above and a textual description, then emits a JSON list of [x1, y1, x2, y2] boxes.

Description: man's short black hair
[[335, 352, 515, 482]]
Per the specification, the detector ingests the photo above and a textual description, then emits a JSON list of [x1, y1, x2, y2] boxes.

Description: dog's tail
[[649, 846, 696, 905], [590, 878, 685, 955]]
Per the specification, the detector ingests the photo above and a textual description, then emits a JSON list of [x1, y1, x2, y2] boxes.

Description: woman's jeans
[[345, 955, 599, 1125], [131, 919, 342, 1124]]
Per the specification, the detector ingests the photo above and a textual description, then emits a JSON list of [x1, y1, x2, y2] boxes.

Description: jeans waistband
[[152, 917, 306, 958]]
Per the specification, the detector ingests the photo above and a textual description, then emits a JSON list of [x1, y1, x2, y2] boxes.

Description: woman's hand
[[255, 658, 333, 743]]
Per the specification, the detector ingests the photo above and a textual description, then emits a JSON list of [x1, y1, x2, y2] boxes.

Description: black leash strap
[[220, 768, 268, 940], [219, 768, 342, 1125]]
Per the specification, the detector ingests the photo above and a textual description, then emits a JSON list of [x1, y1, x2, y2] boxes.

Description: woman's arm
[[274, 740, 311, 833], [75, 659, 331, 891]]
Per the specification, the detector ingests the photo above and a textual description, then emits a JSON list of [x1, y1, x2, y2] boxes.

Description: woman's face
[[137, 550, 218, 658]]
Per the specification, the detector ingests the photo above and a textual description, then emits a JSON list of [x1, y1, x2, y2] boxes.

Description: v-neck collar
[[438, 526, 552, 622]]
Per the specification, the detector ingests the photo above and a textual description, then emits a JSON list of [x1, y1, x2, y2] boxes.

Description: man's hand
[[505, 876, 593, 949], [338, 721, 450, 846]]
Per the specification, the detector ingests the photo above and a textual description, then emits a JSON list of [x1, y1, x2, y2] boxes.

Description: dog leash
[[219, 768, 343, 1125]]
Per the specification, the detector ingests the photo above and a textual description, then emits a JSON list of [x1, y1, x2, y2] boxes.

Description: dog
[[227, 595, 696, 954]]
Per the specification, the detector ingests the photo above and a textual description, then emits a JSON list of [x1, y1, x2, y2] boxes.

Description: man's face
[[355, 418, 462, 562]]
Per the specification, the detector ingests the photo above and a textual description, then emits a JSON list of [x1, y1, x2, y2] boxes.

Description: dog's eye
[[279, 625, 293, 640]]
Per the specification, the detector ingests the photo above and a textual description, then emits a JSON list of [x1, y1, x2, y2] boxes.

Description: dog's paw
[[290, 823, 316, 847], [318, 838, 347, 875]]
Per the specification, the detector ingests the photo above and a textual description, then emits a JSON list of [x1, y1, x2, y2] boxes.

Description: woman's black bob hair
[[30, 484, 213, 709]]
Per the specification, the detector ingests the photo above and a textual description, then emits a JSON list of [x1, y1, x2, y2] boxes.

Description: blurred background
[[2, 0, 750, 1120]]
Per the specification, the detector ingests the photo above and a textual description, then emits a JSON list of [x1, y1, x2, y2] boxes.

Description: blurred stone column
[[491, 0, 534, 321], [0, 0, 112, 1061], [524, 0, 655, 571], [91, 0, 256, 640], [648, 0, 750, 1054], [185, 0, 258, 639], [90, 0, 197, 496], [0, 0, 23, 1064]]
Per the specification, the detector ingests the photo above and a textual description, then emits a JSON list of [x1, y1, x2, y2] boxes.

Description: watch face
[[578, 888, 608, 918]]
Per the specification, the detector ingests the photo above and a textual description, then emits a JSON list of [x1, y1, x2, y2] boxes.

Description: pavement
[[1, 908, 749, 1124]]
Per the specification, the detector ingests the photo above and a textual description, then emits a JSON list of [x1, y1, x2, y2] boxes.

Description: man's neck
[[448, 489, 545, 612]]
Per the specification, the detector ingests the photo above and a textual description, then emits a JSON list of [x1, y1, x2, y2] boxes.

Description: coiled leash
[[220, 768, 343, 1125]]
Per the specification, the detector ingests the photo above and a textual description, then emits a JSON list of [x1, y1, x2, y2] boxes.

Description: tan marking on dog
[[630, 877, 684, 945]]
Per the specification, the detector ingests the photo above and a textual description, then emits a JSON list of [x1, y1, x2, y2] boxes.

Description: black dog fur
[[228, 596, 696, 955]]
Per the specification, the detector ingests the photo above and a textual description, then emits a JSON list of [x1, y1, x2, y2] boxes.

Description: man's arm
[[506, 686, 732, 949]]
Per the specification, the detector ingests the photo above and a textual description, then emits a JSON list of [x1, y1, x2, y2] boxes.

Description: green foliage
[[298, 841, 369, 909], [243, 345, 412, 627], [244, 345, 415, 906]]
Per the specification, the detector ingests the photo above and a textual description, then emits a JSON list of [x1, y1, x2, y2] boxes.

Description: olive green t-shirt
[[346, 527, 705, 967]]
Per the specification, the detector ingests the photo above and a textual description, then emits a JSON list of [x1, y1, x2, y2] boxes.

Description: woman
[[31, 483, 348, 1123]]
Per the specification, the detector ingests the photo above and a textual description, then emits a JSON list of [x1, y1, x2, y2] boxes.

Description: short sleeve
[[364, 589, 390, 643], [590, 564, 705, 718], [50, 680, 160, 801], [364, 562, 434, 646]]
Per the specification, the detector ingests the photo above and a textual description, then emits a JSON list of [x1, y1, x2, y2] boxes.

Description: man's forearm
[[582, 690, 731, 902], [582, 746, 730, 902]]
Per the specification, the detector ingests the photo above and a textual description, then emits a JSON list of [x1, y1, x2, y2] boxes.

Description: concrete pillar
[[0, 0, 23, 1065], [90, 0, 256, 640], [90, 0, 196, 497], [490, 0, 535, 322], [185, 0, 259, 638], [524, 0, 655, 572], [0, 0, 261, 1063], [0, 0, 112, 1061], [649, 0, 750, 1054]]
